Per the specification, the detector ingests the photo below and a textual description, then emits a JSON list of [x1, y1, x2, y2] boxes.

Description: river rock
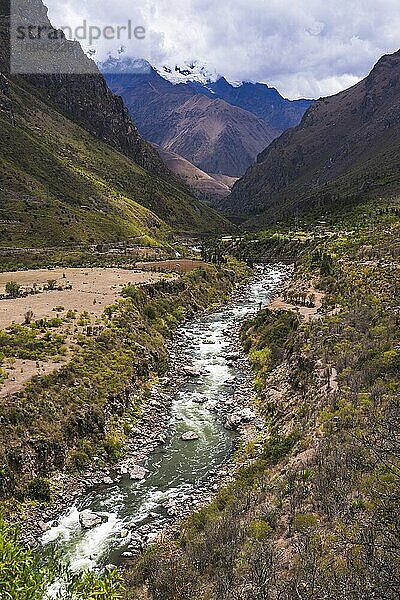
[[224, 414, 242, 431], [225, 353, 240, 361], [129, 533, 144, 548], [79, 511, 106, 530], [192, 394, 207, 404], [183, 367, 202, 377], [120, 528, 130, 539], [238, 408, 255, 422], [128, 465, 149, 480], [181, 431, 200, 441], [37, 520, 50, 533]]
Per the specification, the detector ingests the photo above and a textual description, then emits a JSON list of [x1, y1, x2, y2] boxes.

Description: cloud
[[44, 0, 400, 98]]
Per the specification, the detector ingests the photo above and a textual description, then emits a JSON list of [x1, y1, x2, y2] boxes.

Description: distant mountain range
[[101, 58, 313, 179], [224, 49, 400, 223], [153, 61, 312, 130]]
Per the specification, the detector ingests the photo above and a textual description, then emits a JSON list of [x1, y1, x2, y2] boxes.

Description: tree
[[47, 279, 57, 290]]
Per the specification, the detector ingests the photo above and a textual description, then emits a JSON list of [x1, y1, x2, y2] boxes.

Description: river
[[41, 264, 289, 573]]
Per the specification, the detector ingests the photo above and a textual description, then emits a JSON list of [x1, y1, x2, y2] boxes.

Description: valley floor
[[0, 267, 169, 398]]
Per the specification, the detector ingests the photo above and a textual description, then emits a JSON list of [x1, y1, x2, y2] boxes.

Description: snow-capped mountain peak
[[98, 56, 152, 74], [154, 60, 220, 85]]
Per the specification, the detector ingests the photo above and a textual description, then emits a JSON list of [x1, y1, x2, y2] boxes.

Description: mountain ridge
[[0, 0, 233, 249], [225, 49, 400, 222]]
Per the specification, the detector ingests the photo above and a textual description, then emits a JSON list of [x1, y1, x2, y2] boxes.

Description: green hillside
[[0, 76, 232, 250]]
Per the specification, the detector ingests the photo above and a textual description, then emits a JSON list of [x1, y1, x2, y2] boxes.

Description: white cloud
[[44, 0, 400, 98]]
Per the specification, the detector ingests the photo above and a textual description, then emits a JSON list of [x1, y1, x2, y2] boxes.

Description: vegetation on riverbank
[[0, 517, 123, 599], [125, 205, 399, 599], [0, 259, 250, 501]]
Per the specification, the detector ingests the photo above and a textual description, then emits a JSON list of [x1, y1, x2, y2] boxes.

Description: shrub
[[249, 347, 272, 371], [248, 519, 274, 541], [5, 281, 21, 298], [46, 279, 57, 290], [263, 432, 299, 463], [26, 477, 51, 502], [291, 513, 319, 533], [103, 433, 124, 462], [24, 310, 34, 325]]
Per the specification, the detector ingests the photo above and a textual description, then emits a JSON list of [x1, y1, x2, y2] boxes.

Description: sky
[[44, 0, 400, 99]]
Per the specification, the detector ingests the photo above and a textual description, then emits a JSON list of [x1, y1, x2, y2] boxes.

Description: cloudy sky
[[45, 0, 400, 99]]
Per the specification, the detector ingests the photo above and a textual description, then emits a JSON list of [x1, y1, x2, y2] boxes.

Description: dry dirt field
[[0, 267, 165, 329], [0, 358, 62, 399], [0, 263, 209, 397], [135, 259, 208, 273], [0, 268, 169, 397]]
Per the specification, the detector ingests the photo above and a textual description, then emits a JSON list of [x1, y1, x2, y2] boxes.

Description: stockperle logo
[[10, 0, 150, 74]]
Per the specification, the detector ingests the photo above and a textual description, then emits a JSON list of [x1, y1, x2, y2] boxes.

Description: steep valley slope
[[225, 49, 400, 223]]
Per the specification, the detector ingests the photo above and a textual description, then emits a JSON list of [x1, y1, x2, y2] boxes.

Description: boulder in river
[[79, 511, 107, 530], [224, 413, 243, 431], [192, 394, 208, 404], [183, 367, 203, 378], [181, 431, 200, 441], [225, 353, 241, 361], [128, 465, 149, 480], [120, 528, 130, 539], [37, 520, 50, 533]]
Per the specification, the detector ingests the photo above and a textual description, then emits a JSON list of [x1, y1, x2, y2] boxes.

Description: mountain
[[0, 74, 234, 249], [153, 144, 235, 202], [186, 77, 313, 131], [6, 0, 166, 176], [154, 62, 313, 130], [225, 49, 400, 222], [0, 2, 232, 249], [102, 62, 279, 177]]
